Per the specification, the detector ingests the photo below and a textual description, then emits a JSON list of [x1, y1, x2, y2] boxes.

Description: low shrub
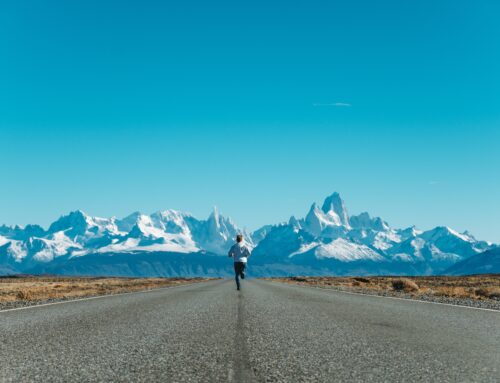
[[475, 287, 500, 299], [290, 277, 308, 282], [17, 289, 34, 301], [392, 278, 419, 292]]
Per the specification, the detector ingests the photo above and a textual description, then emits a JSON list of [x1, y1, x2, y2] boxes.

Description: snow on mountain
[[0, 236, 9, 247], [195, 207, 245, 254], [3, 240, 28, 262], [397, 226, 422, 241], [0, 207, 246, 271], [316, 239, 383, 261], [251, 193, 495, 275], [251, 224, 276, 244], [97, 210, 200, 255], [288, 216, 302, 230], [116, 212, 143, 233], [321, 192, 350, 228], [349, 228, 401, 251], [251, 224, 315, 264], [420, 226, 476, 245], [29, 232, 83, 262], [48, 210, 121, 240], [389, 226, 490, 264], [0, 192, 496, 276], [304, 203, 345, 236], [350, 212, 389, 232], [291, 238, 383, 262]]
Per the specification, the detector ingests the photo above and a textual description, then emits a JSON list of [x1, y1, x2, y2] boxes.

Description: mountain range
[[0, 193, 497, 277]]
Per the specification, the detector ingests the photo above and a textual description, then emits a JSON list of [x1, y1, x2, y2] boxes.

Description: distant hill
[[445, 247, 500, 275]]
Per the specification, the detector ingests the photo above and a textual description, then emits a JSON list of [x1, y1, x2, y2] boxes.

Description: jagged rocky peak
[[398, 225, 421, 239], [304, 203, 326, 236], [48, 209, 119, 236], [321, 192, 350, 227], [202, 206, 243, 245], [288, 215, 302, 230], [303, 193, 351, 236], [306, 203, 320, 217], [21, 224, 46, 238], [349, 212, 371, 228], [48, 209, 92, 234], [206, 206, 239, 238], [206, 206, 229, 235], [350, 212, 389, 232], [371, 217, 389, 231], [208, 206, 220, 226], [0, 224, 45, 239], [150, 209, 192, 234], [116, 211, 144, 232]]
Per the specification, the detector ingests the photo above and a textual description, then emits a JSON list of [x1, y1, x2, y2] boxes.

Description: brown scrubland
[[265, 275, 500, 300], [0, 276, 214, 303]]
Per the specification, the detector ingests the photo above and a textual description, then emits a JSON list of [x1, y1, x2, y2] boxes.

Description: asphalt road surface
[[1, 279, 499, 382]]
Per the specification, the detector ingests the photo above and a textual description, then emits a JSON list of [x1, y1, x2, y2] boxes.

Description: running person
[[228, 234, 251, 290]]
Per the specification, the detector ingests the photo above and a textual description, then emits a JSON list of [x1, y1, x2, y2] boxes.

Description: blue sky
[[1, 0, 499, 242]]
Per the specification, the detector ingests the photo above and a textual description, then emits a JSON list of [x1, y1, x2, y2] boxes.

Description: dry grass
[[264, 275, 500, 300], [474, 287, 500, 299], [391, 278, 419, 292], [0, 276, 215, 303]]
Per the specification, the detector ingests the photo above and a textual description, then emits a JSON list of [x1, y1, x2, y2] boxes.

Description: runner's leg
[[240, 263, 246, 279], [234, 262, 240, 290]]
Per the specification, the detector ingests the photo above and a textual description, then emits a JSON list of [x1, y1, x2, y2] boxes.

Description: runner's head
[[236, 234, 243, 243]]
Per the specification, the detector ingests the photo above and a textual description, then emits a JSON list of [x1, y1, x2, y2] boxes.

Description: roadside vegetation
[[0, 276, 215, 305], [265, 275, 500, 301]]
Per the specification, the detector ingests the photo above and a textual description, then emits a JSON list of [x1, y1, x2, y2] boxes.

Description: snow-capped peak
[[303, 199, 347, 236], [321, 192, 350, 227], [304, 203, 329, 236], [420, 226, 472, 243], [48, 210, 91, 233]]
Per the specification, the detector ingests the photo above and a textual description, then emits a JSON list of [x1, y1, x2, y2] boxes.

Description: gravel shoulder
[[0, 276, 214, 311], [265, 275, 500, 311]]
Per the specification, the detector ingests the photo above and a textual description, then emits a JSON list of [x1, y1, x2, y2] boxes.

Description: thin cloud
[[313, 102, 351, 107], [428, 180, 440, 185]]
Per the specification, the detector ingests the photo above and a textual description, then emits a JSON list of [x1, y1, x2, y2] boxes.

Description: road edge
[[262, 280, 500, 313], [0, 279, 224, 314]]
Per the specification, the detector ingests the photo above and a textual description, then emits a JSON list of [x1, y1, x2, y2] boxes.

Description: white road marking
[[268, 281, 500, 313]]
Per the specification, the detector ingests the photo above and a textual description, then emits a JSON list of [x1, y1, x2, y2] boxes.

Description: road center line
[[230, 293, 257, 382]]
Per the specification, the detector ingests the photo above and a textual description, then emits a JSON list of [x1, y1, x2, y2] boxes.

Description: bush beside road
[[0, 276, 216, 310], [265, 275, 500, 310]]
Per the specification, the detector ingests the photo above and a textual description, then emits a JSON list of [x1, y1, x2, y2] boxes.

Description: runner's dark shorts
[[234, 262, 246, 275]]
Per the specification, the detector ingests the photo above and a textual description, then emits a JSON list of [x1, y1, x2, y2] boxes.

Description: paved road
[[1, 279, 499, 382]]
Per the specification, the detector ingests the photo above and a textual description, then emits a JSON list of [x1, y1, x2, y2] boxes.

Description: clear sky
[[1, 0, 499, 242]]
